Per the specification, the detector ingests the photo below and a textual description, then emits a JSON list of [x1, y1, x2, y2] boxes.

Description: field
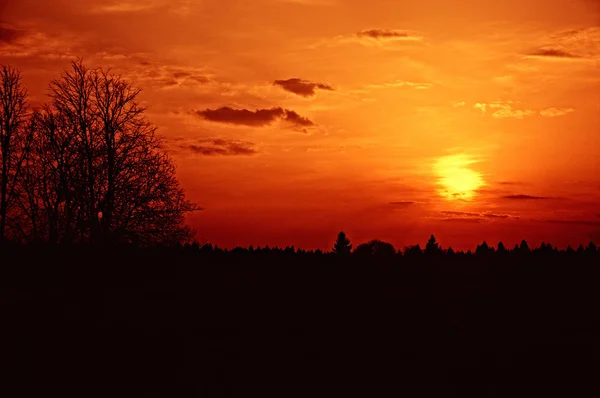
[[1, 249, 598, 397]]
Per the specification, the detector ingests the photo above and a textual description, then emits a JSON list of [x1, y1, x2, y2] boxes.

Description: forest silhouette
[[1, 62, 599, 397]]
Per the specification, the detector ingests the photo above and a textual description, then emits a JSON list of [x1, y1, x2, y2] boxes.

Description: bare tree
[[0, 65, 31, 244], [17, 60, 197, 246]]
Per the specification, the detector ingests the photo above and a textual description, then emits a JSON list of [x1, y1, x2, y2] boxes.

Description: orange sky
[[1, 0, 599, 250]]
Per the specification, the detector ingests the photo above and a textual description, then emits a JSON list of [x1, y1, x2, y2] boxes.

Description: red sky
[[1, 0, 599, 250]]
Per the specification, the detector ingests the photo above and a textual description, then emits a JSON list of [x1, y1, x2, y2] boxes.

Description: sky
[[1, 0, 599, 250]]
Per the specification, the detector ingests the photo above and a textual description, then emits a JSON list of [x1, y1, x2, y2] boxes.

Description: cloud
[[127, 62, 213, 89], [441, 211, 480, 217], [527, 48, 581, 59], [452, 101, 465, 108], [194, 107, 314, 128], [364, 80, 433, 91], [184, 139, 257, 156], [273, 78, 333, 97], [0, 25, 24, 44], [440, 218, 483, 224], [0, 27, 79, 59], [482, 213, 510, 219], [356, 29, 422, 42], [314, 29, 423, 48], [544, 219, 600, 227], [502, 194, 552, 200], [90, 0, 166, 13], [498, 181, 525, 186], [440, 210, 515, 220], [526, 27, 600, 61], [492, 108, 535, 119], [474, 101, 534, 119], [87, 0, 196, 15], [540, 107, 575, 117], [389, 201, 417, 206]]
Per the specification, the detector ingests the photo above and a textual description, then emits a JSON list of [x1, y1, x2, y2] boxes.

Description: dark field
[[1, 249, 598, 397]]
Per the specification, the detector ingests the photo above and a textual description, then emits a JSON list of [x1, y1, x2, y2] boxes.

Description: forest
[[0, 61, 598, 397]]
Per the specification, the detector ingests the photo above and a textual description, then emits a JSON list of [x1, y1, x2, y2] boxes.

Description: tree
[[475, 241, 492, 256], [497, 241, 506, 253], [332, 231, 352, 255], [519, 240, 530, 253], [425, 234, 442, 256], [0, 65, 31, 244], [17, 60, 197, 246], [353, 239, 396, 257]]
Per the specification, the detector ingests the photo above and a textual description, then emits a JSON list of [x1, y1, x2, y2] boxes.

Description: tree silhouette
[[425, 234, 442, 256], [519, 239, 530, 252], [0, 66, 31, 244], [475, 241, 492, 256], [354, 239, 396, 257], [497, 241, 506, 253], [332, 231, 352, 255], [9, 60, 197, 246]]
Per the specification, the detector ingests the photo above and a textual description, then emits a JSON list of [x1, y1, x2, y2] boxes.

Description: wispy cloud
[[540, 107, 575, 117], [389, 201, 417, 206], [167, 137, 257, 156], [502, 194, 553, 200], [474, 100, 535, 119], [0, 26, 79, 59], [0, 24, 24, 44], [526, 48, 581, 59], [194, 107, 314, 129], [544, 219, 600, 227], [363, 80, 433, 91], [440, 218, 483, 224], [313, 28, 423, 48], [273, 78, 333, 97], [525, 27, 600, 61], [356, 29, 423, 42]]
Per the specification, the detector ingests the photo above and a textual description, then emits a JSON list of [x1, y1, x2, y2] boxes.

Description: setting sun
[[434, 154, 485, 201]]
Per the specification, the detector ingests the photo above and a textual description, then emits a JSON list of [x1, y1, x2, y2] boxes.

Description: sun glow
[[434, 154, 485, 201]]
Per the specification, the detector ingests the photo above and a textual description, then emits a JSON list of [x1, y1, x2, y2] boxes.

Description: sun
[[433, 154, 485, 200]]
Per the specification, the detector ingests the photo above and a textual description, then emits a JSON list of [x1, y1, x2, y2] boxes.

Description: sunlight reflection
[[433, 154, 485, 201]]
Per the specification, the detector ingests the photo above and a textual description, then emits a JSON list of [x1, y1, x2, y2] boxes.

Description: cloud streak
[[0, 25, 24, 44], [273, 78, 333, 97], [474, 101, 535, 119], [356, 29, 422, 41], [194, 107, 314, 128], [389, 201, 417, 206], [185, 139, 257, 156], [527, 48, 581, 59], [540, 107, 574, 117], [502, 194, 552, 200]]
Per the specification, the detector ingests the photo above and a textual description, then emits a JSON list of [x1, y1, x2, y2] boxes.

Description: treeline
[[0, 61, 196, 247], [178, 232, 600, 259]]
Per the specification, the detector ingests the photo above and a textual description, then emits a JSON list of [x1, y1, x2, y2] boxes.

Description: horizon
[[1, 0, 599, 251]]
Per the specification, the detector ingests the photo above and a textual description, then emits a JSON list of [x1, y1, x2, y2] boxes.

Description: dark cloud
[[440, 218, 482, 224], [182, 139, 257, 156], [0, 25, 24, 44], [544, 219, 600, 227], [283, 109, 314, 127], [528, 48, 581, 58], [389, 201, 417, 206], [502, 194, 552, 200], [273, 78, 333, 97], [441, 211, 480, 217], [483, 213, 510, 219], [498, 181, 524, 186], [194, 106, 314, 128], [357, 29, 416, 40]]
